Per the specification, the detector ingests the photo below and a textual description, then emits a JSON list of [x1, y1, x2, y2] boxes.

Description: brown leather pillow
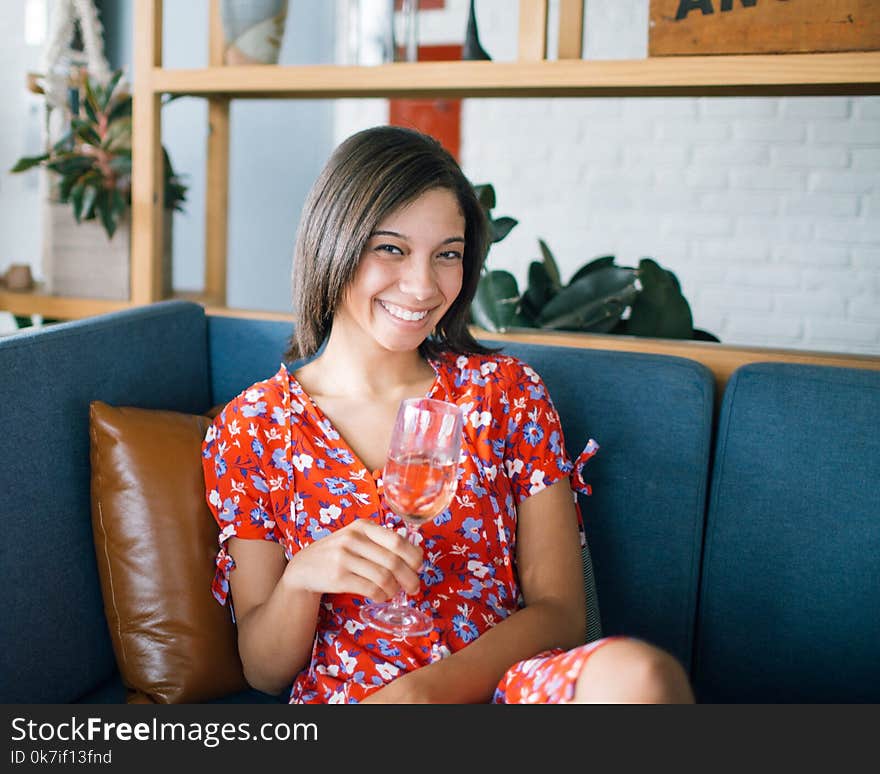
[[89, 401, 247, 704]]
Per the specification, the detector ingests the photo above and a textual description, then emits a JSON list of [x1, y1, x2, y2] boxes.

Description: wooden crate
[[649, 0, 880, 56], [43, 203, 172, 300]]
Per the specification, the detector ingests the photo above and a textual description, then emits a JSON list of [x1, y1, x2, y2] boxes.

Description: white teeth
[[379, 301, 429, 322]]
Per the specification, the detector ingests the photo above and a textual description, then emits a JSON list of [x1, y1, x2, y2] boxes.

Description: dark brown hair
[[286, 125, 493, 361]]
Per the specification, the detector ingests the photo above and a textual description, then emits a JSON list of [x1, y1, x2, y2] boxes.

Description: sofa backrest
[[0, 301, 211, 702], [694, 362, 880, 702], [207, 316, 716, 670], [7, 302, 874, 704], [500, 342, 715, 669], [208, 315, 300, 407]]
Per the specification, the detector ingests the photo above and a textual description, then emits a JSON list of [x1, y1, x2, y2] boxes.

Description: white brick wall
[[333, 0, 880, 355]]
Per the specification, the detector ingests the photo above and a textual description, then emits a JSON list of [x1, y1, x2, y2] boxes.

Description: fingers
[[358, 520, 423, 572], [342, 552, 412, 601], [287, 518, 424, 600], [346, 522, 422, 596]]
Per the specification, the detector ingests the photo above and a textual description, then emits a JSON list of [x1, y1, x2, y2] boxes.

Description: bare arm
[[361, 477, 587, 703], [227, 520, 425, 696], [224, 537, 318, 696]]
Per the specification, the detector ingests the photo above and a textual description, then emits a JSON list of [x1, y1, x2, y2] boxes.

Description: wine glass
[[359, 397, 463, 637]]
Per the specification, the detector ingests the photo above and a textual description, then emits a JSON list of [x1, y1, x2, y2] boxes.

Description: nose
[[398, 255, 437, 301]]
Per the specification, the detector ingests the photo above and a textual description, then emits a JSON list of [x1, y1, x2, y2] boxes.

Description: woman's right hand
[[282, 519, 424, 602], [226, 519, 423, 695]]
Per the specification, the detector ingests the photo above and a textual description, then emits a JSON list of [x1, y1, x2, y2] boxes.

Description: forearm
[[369, 597, 585, 704], [433, 599, 585, 702], [235, 576, 322, 696]]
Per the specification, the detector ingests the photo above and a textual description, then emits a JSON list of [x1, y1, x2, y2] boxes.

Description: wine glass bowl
[[359, 397, 463, 637]]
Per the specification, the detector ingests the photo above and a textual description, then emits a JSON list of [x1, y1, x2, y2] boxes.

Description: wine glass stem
[[391, 518, 420, 609]]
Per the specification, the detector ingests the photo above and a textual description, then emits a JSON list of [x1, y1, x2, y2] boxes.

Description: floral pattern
[[202, 351, 599, 703]]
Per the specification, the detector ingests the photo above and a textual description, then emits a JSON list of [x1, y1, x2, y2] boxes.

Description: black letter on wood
[[676, 0, 714, 21]]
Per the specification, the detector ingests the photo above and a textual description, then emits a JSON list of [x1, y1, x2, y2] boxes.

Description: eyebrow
[[371, 229, 465, 244]]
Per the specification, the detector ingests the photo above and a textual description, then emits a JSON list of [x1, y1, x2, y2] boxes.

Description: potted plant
[[470, 184, 718, 342], [10, 68, 187, 299]]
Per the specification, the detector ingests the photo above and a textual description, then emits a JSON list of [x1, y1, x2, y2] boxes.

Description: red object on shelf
[[395, 0, 445, 9], [388, 44, 463, 160]]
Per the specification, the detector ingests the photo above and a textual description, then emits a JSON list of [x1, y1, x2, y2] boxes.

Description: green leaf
[[47, 155, 94, 177], [94, 190, 117, 239], [83, 76, 101, 124], [81, 184, 99, 220], [103, 116, 132, 152], [107, 97, 132, 124], [490, 216, 518, 244], [82, 94, 99, 125], [52, 131, 74, 152], [71, 118, 101, 146], [110, 188, 126, 218], [580, 297, 636, 333], [521, 260, 556, 319], [567, 255, 618, 286], [162, 147, 187, 209], [537, 266, 638, 330], [101, 70, 124, 112], [109, 154, 132, 176], [627, 257, 693, 339], [9, 153, 49, 173], [166, 179, 187, 210], [537, 238, 562, 289], [70, 181, 85, 222], [162, 146, 176, 175], [474, 183, 495, 211], [471, 270, 521, 332], [71, 172, 107, 223], [58, 174, 78, 202]]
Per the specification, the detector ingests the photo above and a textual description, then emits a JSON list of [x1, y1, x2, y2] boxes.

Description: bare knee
[[574, 639, 694, 704]]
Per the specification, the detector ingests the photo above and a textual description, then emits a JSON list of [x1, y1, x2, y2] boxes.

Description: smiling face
[[333, 187, 466, 355]]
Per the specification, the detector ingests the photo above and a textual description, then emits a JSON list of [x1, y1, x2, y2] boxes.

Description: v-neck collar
[[284, 357, 448, 479]]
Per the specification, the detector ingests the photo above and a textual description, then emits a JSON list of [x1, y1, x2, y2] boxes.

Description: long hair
[[286, 125, 493, 361]]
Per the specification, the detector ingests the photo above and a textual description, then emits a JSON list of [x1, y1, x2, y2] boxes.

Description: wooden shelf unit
[[149, 51, 880, 99], [12, 0, 880, 344]]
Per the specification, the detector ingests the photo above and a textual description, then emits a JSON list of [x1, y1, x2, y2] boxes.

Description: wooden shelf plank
[[150, 52, 880, 98], [0, 288, 224, 320], [475, 327, 880, 402], [0, 288, 131, 319], [202, 304, 294, 322]]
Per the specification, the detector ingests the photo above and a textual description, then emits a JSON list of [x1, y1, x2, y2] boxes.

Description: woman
[[202, 125, 694, 704]]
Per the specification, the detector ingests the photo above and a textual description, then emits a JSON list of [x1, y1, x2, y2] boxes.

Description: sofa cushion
[[499, 342, 714, 670], [0, 300, 211, 703], [89, 401, 249, 703], [695, 363, 880, 702]]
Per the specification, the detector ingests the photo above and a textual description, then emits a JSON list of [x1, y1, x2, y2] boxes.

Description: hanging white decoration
[[38, 0, 113, 147]]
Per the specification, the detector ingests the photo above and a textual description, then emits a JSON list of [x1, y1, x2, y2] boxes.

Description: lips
[[378, 300, 431, 323]]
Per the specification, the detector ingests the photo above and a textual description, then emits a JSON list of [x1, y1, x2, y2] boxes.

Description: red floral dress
[[202, 350, 606, 703]]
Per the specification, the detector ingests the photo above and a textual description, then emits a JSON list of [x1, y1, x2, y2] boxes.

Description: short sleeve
[[502, 359, 579, 504], [202, 379, 290, 606]]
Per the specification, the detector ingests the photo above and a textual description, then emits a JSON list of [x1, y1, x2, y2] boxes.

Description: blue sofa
[[2, 300, 878, 703]]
